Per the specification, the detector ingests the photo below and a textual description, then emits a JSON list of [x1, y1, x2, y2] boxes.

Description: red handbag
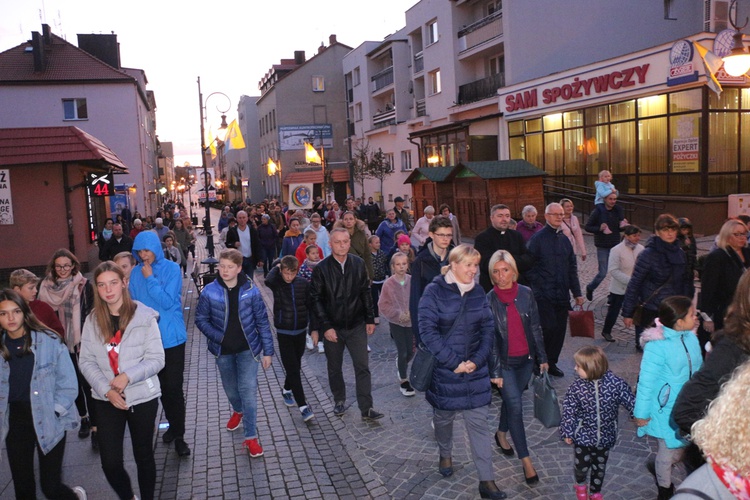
[[568, 305, 595, 338]]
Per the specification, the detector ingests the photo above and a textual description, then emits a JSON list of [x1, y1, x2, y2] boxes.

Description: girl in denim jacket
[[0, 289, 85, 499]]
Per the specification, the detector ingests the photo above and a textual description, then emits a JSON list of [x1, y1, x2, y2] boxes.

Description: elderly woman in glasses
[[38, 248, 98, 448]]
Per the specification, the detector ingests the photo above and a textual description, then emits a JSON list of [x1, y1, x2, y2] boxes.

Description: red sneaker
[[226, 412, 243, 431], [244, 438, 264, 458]]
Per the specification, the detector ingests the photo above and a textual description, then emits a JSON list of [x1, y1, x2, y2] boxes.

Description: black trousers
[[537, 301, 570, 365], [323, 323, 373, 412], [159, 342, 186, 438], [5, 402, 78, 499], [95, 398, 158, 500], [71, 351, 96, 426], [277, 332, 308, 407], [574, 444, 610, 494]]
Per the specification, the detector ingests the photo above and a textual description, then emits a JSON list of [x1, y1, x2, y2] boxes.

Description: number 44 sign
[[88, 172, 115, 197]]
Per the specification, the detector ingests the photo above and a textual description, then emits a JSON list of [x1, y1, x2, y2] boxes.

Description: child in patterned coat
[[560, 346, 636, 500]]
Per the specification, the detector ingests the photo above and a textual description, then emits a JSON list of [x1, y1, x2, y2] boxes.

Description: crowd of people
[[2, 184, 750, 500]]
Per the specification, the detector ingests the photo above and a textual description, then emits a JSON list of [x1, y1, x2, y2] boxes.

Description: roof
[[283, 169, 349, 185], [404, 166, 455, 184], [448, 160, 547, 180], [0, 126, 129, 171], [0, 33, 135, 84]]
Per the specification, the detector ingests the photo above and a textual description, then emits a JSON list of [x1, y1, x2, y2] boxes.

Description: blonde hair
[[390, 251, 408, 271], [441, 244, 480, 275], [488, 250, 518, 284], [691, 361, 750, 475], [717, 219, 748, 250], [9, 269, 40, 288], [573, 345, 609, 380]]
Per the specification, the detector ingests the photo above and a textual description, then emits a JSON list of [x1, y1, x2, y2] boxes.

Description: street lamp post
[[197, 76, 230, 269]]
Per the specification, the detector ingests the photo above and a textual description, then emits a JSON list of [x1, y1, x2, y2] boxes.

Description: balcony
[[416, 99, 426, 117], [372, 108, 396, 129], [413, 52, 424, 74], [371, 66, 394, 92], [457, 73, 505, 105], [458, 11, 503, 52]]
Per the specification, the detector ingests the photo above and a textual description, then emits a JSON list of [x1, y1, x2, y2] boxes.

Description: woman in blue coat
[[376, 209, 407, 255], [419, 244, 506, 499], [634, 296, 702, 499]]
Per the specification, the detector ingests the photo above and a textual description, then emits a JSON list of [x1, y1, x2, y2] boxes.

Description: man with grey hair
[[526, 202, 584, 377], [226, 210, 261, 277], [410, 205, 435, 249]]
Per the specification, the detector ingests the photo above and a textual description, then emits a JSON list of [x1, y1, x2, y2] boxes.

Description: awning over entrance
[[283, 169, 349, 185]]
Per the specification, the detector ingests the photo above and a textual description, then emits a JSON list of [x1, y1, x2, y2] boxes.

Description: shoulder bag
[[409, 294, 468, 392]]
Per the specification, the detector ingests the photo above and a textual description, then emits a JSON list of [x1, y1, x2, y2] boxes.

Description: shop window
[[670, 175, 701, 195], [610, 100, 635, 121], [639, 175, 668, 194], [564, 129, 585, 176], [710, 88, 739, 110], [509, 136, 525, 160], [525, 118, 542, 133], [637, 95, 667, 117], [63, 98, 88, 120], [670, 114, 701, 174], [544, 131, 563, 176], [708, 112, 738, 172], [543, 113, 562, 131], [639, 117, 668, 173], [740, 173, 750, 193], [564, 110, 583, 128], [585, 125, 610, 175], [708, 174, 739, 196], [611, 122, 636, 175], [741, 112, 750, 171], [585, 106, 609, 125], [669, 88, 702, 113], [508, 120, 524, 136], [742, 89, 750, 109], [526, 134, 543, 170]]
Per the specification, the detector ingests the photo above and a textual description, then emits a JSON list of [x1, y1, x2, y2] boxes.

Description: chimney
[[31, 31, 46, 72], [329, 34, 337, 45], [42, 24, 52, 44], [77, 33, 121, 69], [318, 42, 325, 54], [294, 50, 306, 65]]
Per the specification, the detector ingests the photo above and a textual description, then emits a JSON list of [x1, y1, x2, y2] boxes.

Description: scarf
[[712, 461, 750, 499], [445, 269, 475, 295], [285, 228, 301, 238], [102, 228, 113, 240], [38, 273, 85, 352], [494, 282, 529, 357], [384, 219, 403, 230]]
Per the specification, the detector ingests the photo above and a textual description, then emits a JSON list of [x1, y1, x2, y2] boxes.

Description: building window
[[429, 69, 441, 95], [271, 109, 276, 130], [355, 103, 363, 122], [488, 0, 502, 15], [384, 153, 395, 172], [63, 98, 87, 120], [488, 55, 504, 76], [353, 67, 361, 87], [312, 76, 325, 92], [664, 0, 676, 20], [401, 150, 413, 171], [427, 20, 438, 45]]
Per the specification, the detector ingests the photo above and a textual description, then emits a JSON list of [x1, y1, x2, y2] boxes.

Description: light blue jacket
[[129, 231, 187, 349], [0, 330, 78, 455], [634, 325, 703, 448]]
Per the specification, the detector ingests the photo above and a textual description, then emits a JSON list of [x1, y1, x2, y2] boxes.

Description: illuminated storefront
[[499, 34, 750, 232]]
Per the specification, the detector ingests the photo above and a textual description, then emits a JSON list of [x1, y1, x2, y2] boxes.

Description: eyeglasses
[[432, 233, 453, 239], [733, 232, 749, 238], [546, 212, 565, 217], [54, 264, 73, 270]]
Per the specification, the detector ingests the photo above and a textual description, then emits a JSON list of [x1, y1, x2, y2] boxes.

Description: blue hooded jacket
[[129, 231, 187, 349]]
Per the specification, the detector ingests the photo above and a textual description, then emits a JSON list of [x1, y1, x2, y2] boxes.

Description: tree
[[351, 141, 372, 201], [369, 148, 393, 209]]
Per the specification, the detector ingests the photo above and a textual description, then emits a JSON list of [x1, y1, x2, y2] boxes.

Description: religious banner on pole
[[288, 183, 313, 210]]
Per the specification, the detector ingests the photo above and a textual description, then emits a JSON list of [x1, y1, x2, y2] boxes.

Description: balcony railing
[[458, 11, 503, 52], [372, 108, 396, 128], [413, 52, 424, 73], [457, 73, 505, 105], [371, 66, 394, 92], [416, 99, 426, 117]]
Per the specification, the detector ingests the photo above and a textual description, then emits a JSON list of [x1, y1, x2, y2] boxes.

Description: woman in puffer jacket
[[634, 296, 703, 500]]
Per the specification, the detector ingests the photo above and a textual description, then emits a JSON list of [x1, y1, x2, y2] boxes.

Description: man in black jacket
[[103, 223, 133, 261], [474, 204, 535, 292], [584, 193, 626, 301], [225, 210, 262, 277], [310, 228, 383, 421]]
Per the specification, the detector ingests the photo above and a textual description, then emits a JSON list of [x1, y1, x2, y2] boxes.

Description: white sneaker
[[317, 342, 324, 353], [367, 344, 371, 352], [305, 334, 314, 350], [72, 486, 87, 500]]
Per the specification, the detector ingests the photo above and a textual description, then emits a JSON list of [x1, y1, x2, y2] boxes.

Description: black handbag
[[533, 371, 561, 428], [409, 295, 467, 392]]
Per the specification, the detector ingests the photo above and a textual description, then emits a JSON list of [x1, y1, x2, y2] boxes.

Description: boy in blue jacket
[[196, 249, 274, 458]]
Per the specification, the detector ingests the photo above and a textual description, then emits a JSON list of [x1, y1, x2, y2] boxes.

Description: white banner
[[288, 183, 313, 210], [0, 169, 13, 225]]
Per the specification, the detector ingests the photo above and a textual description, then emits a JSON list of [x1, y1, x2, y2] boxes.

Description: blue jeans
[[216, 350, 260, 439], [587, 247, 611, 293], [497, 356, 535, 459]]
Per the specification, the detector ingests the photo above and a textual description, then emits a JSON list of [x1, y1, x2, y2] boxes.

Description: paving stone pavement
[[0, 211, 714, 499]]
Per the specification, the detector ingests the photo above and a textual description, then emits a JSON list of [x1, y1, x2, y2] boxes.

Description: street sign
[[87, 172, 115, 197]]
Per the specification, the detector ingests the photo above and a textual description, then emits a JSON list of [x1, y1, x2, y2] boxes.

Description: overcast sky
[[0, 0, 412, 166]]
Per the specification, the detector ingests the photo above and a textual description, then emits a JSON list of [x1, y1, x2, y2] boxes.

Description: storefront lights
[[723, 32, 750, 76]]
